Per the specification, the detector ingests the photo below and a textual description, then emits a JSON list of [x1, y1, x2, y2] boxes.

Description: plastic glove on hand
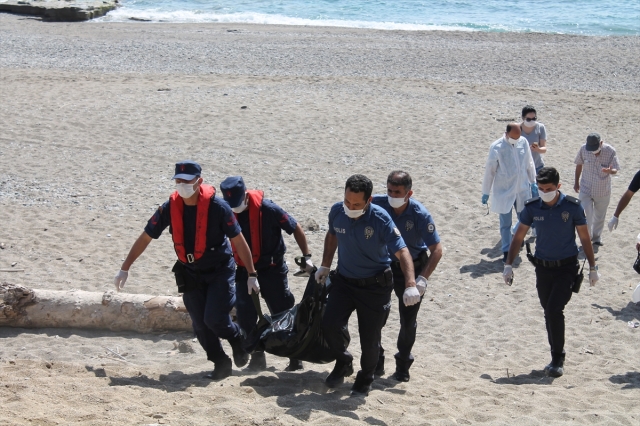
[[530, 183, 539, 198], [248, 276, 260, 294], [481, 194, 489, 205], [416, 275, 428, 296], [589, 270, 600, 287], [314, 266, 330, 285], [403, 287, 421, 306], [607, 216, 618, 232], [303, 257, 315, 273], [503, 265, 514, 286], [114, 270, 128, 292]]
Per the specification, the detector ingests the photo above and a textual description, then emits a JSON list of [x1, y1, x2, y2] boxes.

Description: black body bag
[[244, 271, 350, 364]]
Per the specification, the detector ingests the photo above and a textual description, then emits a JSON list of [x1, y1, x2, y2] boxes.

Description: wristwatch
[[303, 253, 312, 258], [248, 272, 258, 278], [589, 265, 598, 271]]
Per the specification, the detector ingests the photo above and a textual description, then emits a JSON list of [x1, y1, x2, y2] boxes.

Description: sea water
[[96, 0, 640, 36]]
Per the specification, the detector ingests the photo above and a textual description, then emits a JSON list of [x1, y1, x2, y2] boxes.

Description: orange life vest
[[231, 190, 263, 267], [169, 184, 215, 264]]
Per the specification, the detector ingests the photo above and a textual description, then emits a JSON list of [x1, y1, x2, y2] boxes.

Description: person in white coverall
[[481, 123, 536, 263]]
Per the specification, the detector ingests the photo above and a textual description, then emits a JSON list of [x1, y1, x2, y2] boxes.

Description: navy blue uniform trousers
[[379, 263, 424, 369], [535, 262, 577, 357], [322, 273, 393, 382], [181, 257, 243, 363], [235, 261, 295, 337]]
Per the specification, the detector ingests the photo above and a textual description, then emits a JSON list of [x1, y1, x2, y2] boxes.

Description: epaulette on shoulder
[[525, 197, 540, 205], [565, 195, 581, 205]]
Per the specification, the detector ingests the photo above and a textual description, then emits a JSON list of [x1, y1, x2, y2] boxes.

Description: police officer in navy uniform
[[220, 176, 314, 372], [315, 174, 420, 396], [114, 161, 258, 380], [371, 170, 443, 382], [504, 167, 600, 377]]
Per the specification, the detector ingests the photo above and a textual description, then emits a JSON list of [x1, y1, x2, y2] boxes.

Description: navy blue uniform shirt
[[372, 195, 440, 259], [235, 199, 297, 270], [145, 193, 242, 268], [328, 202, 406, 279], [519, 192, 587, 261]]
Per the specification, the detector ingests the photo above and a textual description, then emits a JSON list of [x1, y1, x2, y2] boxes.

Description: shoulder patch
[[524, 197, 540, 205], [565, 195, 581, 205]]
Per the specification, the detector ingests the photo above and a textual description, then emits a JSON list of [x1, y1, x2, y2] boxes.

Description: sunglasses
[[524, 117, 537, 122]]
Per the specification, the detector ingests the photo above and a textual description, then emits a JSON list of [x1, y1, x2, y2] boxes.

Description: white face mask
[[539, 190, 557, 203], [592, 148, 601, 155], [231, 203, 248, 214], [388, 195, 407, 208], [176, 182, 198, 199], [508, 137, 519, 145], [343, 202, 367, 219], [523, 119, 536, 128]]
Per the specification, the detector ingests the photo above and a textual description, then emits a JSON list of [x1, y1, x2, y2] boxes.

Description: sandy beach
[[1, 13, 640, 425]]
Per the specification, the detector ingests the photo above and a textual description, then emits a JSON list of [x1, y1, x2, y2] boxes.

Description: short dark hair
[[536, 167, 560, 186], [387, 170, 412, 191], [345, 174, 373, 200], [522, 105, 536, 117], [506, 124, 514, 133]]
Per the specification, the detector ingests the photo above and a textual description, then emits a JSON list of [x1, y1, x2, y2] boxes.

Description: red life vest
[[231, 190, 263, 267], [169, 184, 215, 264]]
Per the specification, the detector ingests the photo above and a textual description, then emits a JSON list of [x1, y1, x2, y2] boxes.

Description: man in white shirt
[[574, 133, 620, 245], [482, 123, 536, 263]]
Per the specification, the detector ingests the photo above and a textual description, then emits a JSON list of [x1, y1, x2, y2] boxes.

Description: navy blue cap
[[172, 160, 202, 180], [220, 176, 247, 208], [585, 133, 601, 151]]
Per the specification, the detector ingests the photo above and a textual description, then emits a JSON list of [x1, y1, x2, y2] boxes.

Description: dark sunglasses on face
[[524, 117, 537, 122]]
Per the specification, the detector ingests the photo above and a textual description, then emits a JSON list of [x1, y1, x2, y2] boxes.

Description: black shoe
[[228, 337, 250, 368], [502, 252, 508, 264], [374, 355, 385, 377], [592, 240, 603, 246], [391, 370, 410, 382], [545, 352, 565, 378], [204, 357, 232, 380], [350, 371, 372, 397], [247, 351, 267, 371], [285, 359, 303, 371], [325, 361, 354, 388]]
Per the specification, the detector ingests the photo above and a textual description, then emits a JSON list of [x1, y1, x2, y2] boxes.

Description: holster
[[172, 261, 203, 293], [573, 261, 585, 294], [525, 243, 536, 266]]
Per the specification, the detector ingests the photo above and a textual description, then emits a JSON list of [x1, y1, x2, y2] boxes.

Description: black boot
[[228, 337, 250, 368], [374, 354, 385, 376], [545, 352, 565, 378], [204, 356, 232, 380], [247, 351, 267, 371], [350, 371, 373, 397], [325, 360, 354, 388], [285, 358, 303, 371], [391, 353, 414, 382]]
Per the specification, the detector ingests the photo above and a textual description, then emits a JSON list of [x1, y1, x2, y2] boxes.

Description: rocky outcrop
[[0, 0, 119, 21]]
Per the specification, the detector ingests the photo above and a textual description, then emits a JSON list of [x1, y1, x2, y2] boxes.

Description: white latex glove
[[248, 276, 260, 294], [416, 275, 428, 296], [607, 216, 618, 232], [315, 266, 330, 285], [589, 269, 600, 287], [114, 270, 128, 292], [303, 257, 315, 273], [403, 287, 421, 306], [503, 265, 514, 286]]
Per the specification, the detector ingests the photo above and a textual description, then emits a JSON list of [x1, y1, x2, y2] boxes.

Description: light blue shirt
[[328, 202, 406, 279], [371, 195, 440, 259]]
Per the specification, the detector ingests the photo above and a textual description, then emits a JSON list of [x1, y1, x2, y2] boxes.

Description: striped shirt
[[574, 143, 620, 197]]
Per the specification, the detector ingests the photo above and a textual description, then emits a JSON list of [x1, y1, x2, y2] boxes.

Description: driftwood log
[[0, 282, 192, 333]]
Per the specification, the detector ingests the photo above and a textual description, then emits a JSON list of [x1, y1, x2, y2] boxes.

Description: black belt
[[338, 268, 392, 288], [391, 251, 428, 271], [525, 243, 577, 268]]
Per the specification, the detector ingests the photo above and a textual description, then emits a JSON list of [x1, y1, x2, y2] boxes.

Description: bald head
[[506, 122, 521, 140]]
